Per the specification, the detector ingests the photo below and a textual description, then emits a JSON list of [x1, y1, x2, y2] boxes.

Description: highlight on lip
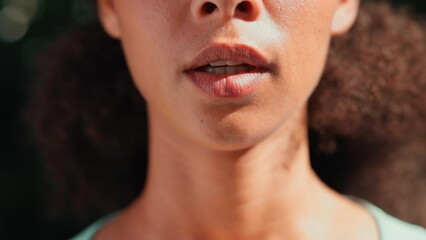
[[186, 69, 268, 99]]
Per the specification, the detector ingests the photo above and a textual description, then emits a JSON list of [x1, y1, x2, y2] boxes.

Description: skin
[[95, 0, 378, 239]]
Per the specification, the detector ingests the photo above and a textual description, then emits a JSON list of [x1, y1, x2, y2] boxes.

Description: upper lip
[[184, 43, 273, 72]]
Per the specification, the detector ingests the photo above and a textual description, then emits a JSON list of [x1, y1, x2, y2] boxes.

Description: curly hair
[[27, 0, 426, 233]]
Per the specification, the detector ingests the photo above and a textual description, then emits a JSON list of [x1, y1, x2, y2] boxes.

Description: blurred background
[[0, 0, 425, 239], [0, 0, 96, 239]]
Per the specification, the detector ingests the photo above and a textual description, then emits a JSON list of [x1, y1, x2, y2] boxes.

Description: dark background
[[0, 0, 425, 239]]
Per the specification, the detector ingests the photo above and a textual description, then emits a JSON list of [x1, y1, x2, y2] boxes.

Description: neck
[[119, 107, 369, 240], [94, 104, 379, 240]]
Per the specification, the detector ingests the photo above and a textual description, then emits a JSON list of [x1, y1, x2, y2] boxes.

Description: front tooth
[[226, 61, 243, 66], [210, 61, 227, 67]]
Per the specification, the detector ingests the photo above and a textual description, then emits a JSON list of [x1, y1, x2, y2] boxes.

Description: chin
[[195, 111, 285, 151], [187, 98, 307, 152]]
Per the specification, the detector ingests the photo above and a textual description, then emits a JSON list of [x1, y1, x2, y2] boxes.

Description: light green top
[[71, 198, 426, 240], [71, 211, 119, 240], [359, 200, 426, 240]]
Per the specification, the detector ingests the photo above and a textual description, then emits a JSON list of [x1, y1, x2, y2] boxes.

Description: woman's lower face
[[99, 0, 352, 150]]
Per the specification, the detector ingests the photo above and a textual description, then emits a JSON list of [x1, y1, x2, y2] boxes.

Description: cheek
[[267, 0, 334, 29], [115, 1, 183, 102], [271, 0, 334, 100]]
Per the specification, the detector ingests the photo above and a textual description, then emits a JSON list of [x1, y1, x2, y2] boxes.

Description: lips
[[184, 43, 273, 99]]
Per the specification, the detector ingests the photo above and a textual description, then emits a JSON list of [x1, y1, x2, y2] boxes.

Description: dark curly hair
[[27, 0, 426, 234]]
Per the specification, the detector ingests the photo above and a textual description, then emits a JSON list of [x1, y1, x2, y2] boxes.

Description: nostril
[[236, 1, 252, 13], [201, 2, 218, 14], [193, 0, 260, 21], [234, 0, 259, 21]]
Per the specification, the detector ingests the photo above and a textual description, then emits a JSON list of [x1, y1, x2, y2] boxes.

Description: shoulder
[[356, 198, 426, 240]]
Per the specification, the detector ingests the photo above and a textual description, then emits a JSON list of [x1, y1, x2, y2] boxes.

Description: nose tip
[[191, 0, 261, 22]]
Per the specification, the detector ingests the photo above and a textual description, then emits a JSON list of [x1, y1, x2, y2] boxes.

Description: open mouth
[[194, 60, 257, 75]]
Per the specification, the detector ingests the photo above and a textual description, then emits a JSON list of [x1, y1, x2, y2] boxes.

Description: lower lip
[[185, 70, 268, 99]]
